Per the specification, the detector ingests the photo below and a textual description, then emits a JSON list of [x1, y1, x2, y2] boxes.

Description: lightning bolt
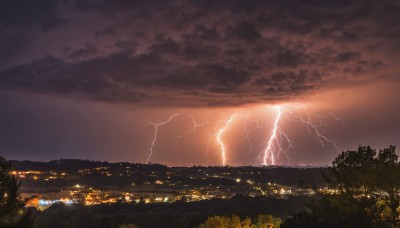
[[216, 114, 237, 166], [143, 104, 340, 166], [186, 115, 208, 135], [260, 104, 340, 166], [146, 114, 180, 164], [175, 113, 213, 153], [287, 105, 341, 152], [261, 106, 283, 166]]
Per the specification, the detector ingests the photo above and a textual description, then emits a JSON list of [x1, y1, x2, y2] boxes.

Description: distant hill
[[11, 159, 330, 187]]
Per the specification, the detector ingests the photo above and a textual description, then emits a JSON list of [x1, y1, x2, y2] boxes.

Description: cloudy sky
[[0, 0, 399, 166]]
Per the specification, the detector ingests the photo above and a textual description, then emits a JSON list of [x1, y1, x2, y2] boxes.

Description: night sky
[[0, 0, 399, 166]]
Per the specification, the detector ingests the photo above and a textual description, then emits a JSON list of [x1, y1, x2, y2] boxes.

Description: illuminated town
[[12, 160, 327, 210]]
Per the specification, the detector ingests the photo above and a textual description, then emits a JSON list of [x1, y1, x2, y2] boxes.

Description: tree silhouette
[[283, 145, 400, 228], [0, 156, 33, 227], [199, 214, 281, 228]]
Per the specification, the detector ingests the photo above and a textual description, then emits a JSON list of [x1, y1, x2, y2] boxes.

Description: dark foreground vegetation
[[1, 145, 399, 227], [32, 196, 308, 228], [284, 145, 400, 228]]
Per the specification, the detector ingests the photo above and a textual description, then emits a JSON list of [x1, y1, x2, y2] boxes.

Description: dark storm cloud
[[0, 0, 67, 30], [68, 44, 101, 60], [252, 70, 322, 97], [160, 64, 250, 89], [74, 0, 171, 13], [230, 21, 262, 42], [0, 52, 154, 102], [0, 0, 398, 106], [0, 30, 28, 62]]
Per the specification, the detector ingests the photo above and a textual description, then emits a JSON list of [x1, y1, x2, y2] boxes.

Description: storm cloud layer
[[0, 0, 399, 165], [0, 0, 397, 106]]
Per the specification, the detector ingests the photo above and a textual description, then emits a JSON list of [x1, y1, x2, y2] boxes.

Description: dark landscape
[[1, 0, 399, 227]]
